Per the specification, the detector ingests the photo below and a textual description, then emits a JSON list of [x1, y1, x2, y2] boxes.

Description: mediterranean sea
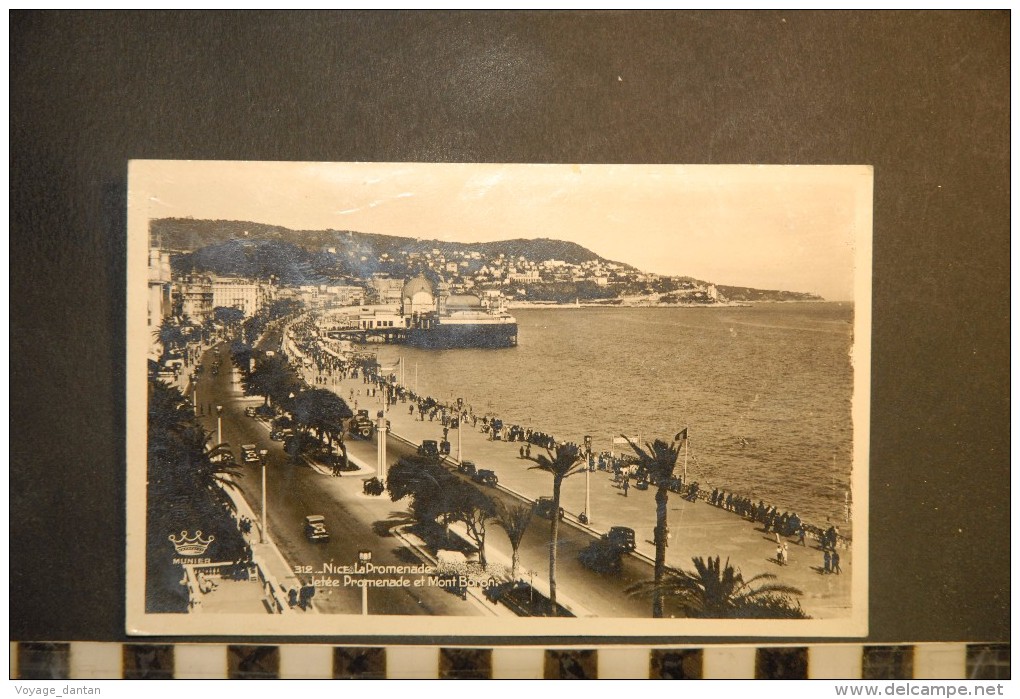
[[371, 302, 856, 526]]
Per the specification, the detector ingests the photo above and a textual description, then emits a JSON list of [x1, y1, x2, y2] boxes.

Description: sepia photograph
[[126, 160, 872, 637]]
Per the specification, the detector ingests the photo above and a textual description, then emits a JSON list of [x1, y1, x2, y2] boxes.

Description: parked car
[[303, 515, 330, 542], [241, 444, 260, 463], [533, 497, 565, 520], [244, 406, 258, 418], [604, 526, 636, 551], [210, 450, 235, 465], [349, 409, 374, 439], [270, 428, 294, 441], [457, 461, 477, 476], [472, 469, 498, 487], [417, 440, 440, 458]]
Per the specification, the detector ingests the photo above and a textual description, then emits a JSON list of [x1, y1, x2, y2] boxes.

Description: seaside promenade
[[307, 366, 854, 620]]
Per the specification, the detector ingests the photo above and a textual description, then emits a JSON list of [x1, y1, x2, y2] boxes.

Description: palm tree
[[623, 431, 685, 618], [526, 443, 585, 615], [493, 500, 533, 581], [627, 556, 808, 619], [152, 318, 186, 362]]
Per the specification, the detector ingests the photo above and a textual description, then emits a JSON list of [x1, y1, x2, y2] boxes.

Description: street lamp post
[[216, 405, 223, 446], [376, 410, 388, 487], [583, 435, 592, 525], [456, 397, 463, 463], [358, 550, 372, 615], [259, 449, 269, 544]]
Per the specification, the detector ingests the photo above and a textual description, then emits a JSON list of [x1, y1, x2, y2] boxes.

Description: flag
[[675, 428, 688, 443]]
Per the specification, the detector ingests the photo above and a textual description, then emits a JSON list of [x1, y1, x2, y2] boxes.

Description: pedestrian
[[525, 444, 531, 458], [520, 446, 525, 459], [776, 544, 785, 566], [832, 550, 842, 575], [623, 478, 630, 497], [783, 542, 789, 566], [797, 526, 806, 546], [823, 549, 831, 574]]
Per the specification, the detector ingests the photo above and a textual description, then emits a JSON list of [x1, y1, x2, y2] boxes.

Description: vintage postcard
[[126, 161, 871, 637]]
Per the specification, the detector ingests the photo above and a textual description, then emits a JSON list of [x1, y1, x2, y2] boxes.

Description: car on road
[[533, 496, 565, 520], [604, 526, 636, 551], [304, 515, 330, 542], [244, 406, 258, 418], [270, 428, 294, 441], [417, 440, 441, 458], [241, 444, 260, 463], [457, 461, 477, 476], [349, 410, 375, 439], [210, 450, 235, 465], [472, 469, 498, 487]]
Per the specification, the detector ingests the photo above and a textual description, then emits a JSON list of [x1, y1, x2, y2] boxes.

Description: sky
[[132, 161, 872, 301]]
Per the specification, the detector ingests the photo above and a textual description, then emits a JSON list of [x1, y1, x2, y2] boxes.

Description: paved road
[[193, 340, 485, 617], [352, 433, 654, 617], [317, 364, 854, 620]]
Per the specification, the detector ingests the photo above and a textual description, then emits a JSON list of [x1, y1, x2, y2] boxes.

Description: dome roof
[[401, 275, 433, 300]]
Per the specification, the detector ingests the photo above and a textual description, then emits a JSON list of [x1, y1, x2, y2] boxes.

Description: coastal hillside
[[153, 218, 631, 270], [716, 285, 823, 303], [154, 218, 823, 303]]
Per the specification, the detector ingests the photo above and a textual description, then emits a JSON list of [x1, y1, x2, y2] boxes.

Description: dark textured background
[[10, 11, 1009, 643]]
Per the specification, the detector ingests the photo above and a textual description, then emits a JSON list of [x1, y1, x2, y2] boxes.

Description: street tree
[[290, 388, 353, 463], [622, 431, 686, 618], [242, 352, 299, 408], [526, 443, 585, 615], [448, 480, 495, 569], [627, 556, 808, 619], [387, 458, 461, 534], [492, 500, 534, 581], [213, 306, 245, 330]]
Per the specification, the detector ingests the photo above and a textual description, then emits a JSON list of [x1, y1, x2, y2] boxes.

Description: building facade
[[210, 276, 275, 317]]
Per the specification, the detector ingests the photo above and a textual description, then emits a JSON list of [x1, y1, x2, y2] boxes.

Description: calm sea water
[[372, 303, 856, 525]]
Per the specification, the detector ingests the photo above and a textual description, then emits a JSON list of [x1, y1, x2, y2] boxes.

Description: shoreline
[[507, 299, 840, 310]]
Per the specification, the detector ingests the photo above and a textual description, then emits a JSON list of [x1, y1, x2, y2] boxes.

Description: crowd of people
[[289, 327, 850, 576]]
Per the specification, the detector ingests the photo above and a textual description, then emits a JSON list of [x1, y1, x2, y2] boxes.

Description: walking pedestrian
[[823, 549, 831, 574], [623, 478, 630, 497], [832, 550, 842, 575], [783, 542, 789, 566], [776, 544, 785, 566]]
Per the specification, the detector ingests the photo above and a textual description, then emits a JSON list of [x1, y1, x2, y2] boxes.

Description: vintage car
[[472, 469, 498, 487], [604, 526, 636, 551], [304, 515, 330, 543], [417, 440, 441, 458], [533, 496, 565, 520]]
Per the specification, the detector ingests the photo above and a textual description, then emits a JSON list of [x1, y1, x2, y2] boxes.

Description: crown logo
[[168, 530, 215, 556]]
